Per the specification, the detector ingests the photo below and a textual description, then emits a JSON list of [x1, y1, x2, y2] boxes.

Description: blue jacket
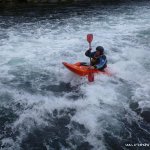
[[85, 50, 107, 70]]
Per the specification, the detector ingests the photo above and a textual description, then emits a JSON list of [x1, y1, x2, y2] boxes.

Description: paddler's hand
[[88, 48, 92, 51], [88, 66, 95, 69]]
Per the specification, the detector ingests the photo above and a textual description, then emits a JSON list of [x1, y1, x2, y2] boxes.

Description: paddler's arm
[[85, 48, 94, 58]]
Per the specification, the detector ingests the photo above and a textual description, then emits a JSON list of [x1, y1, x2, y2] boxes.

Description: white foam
[[0, 3, 150, 149]]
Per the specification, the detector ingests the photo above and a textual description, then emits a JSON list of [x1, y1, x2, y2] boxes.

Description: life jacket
[[91, 56, 99, 66]]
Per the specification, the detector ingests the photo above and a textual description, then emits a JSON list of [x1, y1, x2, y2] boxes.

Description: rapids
[[0, 1, 150, 149]]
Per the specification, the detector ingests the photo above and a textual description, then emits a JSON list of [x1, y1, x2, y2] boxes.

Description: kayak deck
[[62, 62, 111, 76]]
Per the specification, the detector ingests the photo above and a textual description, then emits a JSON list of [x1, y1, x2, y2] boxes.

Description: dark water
[[0, 1, 150, 150]]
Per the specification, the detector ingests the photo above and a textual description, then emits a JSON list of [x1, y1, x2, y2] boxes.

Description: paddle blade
[[88, 71, 94, 82], [87, 34, 93, 43]]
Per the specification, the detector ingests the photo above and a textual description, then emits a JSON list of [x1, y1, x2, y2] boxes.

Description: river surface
[[0, 1, 150, 150]]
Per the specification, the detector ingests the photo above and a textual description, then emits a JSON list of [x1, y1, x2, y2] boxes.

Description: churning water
[[0, 1, 150, 150]]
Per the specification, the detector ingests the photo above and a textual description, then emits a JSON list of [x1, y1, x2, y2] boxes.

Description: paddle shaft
[[87, 34, 93, 65], [87, 34, 94, 82], [89, 43, 92, 65]]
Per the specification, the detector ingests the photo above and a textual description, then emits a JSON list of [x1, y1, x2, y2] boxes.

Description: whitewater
[[0, 1, 150, 150]]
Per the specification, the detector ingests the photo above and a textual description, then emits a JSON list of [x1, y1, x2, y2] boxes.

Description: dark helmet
[[96, 46, 104, 54]]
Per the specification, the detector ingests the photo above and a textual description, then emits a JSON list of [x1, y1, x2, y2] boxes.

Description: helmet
[[96, 46, 104, 53]]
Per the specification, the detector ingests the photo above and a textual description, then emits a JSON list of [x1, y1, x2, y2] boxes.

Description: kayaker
[[85, 46, 107, 70]]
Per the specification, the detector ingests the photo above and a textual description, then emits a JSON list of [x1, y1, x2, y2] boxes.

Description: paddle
[[87, 34, 94, 82]]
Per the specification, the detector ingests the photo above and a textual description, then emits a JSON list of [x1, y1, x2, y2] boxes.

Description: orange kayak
[[62, 62, 112, 76]]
